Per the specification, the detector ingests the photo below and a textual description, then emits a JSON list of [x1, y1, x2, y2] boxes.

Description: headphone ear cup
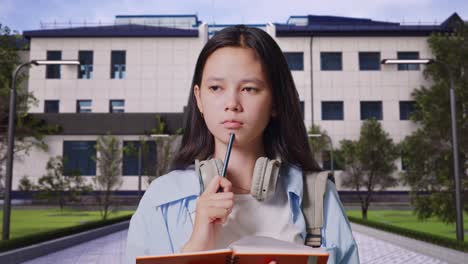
[[251, 157, 281, 201], [251, 157, 267, 200]]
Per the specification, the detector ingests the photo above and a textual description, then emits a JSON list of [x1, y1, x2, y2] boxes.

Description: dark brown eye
[[243, 87, 257, 92], [209, 85, 220, 91]]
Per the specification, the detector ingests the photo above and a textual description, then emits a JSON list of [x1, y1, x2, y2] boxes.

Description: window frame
[[62, 141, 97, 176], [359, 52, 381, 71], [321, 101, 344, 120], [360, 101, 383, 120], [76, 100, 92, 113], [46, 50, 62, 79], [78, 50, 94, 79], [320, 52, 342, 71], [283, 52, 304, 71], [111, 50, 126, 79], [44, 100, 60, 113]]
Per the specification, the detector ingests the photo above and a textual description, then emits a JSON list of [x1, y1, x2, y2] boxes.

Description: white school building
[[7, 13, 464, 197]]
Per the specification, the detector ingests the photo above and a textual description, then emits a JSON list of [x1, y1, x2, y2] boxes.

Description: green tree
[[307, 124, 330, 162], [94, 134, 123, 220], [147, 115, 182, 184], [307, 125, 336, 168], [36, 156, 92, 211], [401, 22, 468, 223], [18, 175, 36, 192], [0, 24, 60, 190], [339, 119, 399, 219]]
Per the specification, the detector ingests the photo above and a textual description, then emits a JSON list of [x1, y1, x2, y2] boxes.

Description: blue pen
[[217, 133, 235, 192]]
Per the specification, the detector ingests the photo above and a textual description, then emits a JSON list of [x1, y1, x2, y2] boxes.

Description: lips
[[222, 120, 243, 129]]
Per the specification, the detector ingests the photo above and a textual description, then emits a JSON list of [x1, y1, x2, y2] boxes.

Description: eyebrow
[[205, 77, 266, 86]]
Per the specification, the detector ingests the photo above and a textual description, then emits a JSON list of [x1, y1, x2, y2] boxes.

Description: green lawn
[[346, 209, 468, 240], [0, 208, 134, 239]]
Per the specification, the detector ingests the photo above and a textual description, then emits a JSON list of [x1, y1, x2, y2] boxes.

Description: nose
[[224, 90, 242, 112]]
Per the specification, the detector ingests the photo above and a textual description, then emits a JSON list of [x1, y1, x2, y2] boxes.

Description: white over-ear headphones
[[195, 156, 282, 201]]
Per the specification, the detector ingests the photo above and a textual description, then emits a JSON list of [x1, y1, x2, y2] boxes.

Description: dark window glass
[[399, 101, 416, 120], [46, 51, 61, 79], [63, 141, 96, 176], [77, 100, 92, 113], [44, 100, 59, 113], [359, 52, 381, 71], [110, 100, 125, 113], [321, 52, 342, 71], [283, 52, 304, 71], [111, 50, 126, 79], [122, 141, 157, 176], [78, 51, 93, 79], [397, 52, 420, 71], [322, 101, 344, 120], [360, 101, 383, 120]]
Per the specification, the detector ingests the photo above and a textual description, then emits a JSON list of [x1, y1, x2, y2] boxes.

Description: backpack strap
[[195, 159, 223, 194], [302, 170, 329, 247]]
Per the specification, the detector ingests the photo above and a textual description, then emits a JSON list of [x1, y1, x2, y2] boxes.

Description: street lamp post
[[137, 143, 143, 200], [2, 60, 80, 240], [382, 58, 464, 241], [308, 134, 334, 176]]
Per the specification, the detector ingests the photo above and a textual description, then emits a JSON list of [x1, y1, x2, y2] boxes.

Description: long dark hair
[[170, 25, 321, 172]]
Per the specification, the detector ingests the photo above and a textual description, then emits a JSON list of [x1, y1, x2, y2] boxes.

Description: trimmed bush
[[0, 214, 132, 252], [348, 216, 468, 252]]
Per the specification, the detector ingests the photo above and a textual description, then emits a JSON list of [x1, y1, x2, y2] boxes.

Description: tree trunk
[[362, 206, 368, 220]]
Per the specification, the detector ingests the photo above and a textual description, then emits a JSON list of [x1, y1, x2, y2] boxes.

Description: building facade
[[9, 13, 462, 194]]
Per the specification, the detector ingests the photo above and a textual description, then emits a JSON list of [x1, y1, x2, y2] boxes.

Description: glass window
[[111, 50, 126, 79], [76, 100, 92, 113], [78, 51, 93, 79], [359, 52, 381, 71], [46, 51, 61, 79], [397, 52, 420, 71], [110, 100, 125, 113], [283, 52, 304, 71], [44, 100, 59, 113], [360, 101, 383, 120], [399, 101, 416, 120], [322, 101, 344, 120], [320, 52, 342, 71], [63, 141, 96, 176], [122, 141, 157, 176]]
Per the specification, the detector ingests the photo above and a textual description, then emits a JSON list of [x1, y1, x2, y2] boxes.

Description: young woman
[[126, 25, 359, 264]]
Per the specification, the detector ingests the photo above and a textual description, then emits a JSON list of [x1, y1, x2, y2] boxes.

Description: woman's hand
[[181, 175, 234, 252]]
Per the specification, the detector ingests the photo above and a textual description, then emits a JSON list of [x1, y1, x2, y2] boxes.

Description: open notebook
[[136, 235, 329, 264]]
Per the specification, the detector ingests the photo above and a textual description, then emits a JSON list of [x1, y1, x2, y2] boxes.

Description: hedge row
[[0, 214, 133, 253], [348, 216, 468, 252]]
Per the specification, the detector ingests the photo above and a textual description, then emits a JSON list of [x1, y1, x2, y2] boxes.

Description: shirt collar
[[149, 167, 200, 208], [281, 163, 304, 204]]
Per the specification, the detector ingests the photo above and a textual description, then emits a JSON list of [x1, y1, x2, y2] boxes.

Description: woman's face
[[194, 46, 275, 149]]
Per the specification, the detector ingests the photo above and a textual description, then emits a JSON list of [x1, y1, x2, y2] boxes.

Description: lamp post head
[[31, 60, 80, 66], [381, 59, 433, 65]]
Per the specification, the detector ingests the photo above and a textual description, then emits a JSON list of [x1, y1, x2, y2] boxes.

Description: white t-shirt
[[190, 178, 304, 249]]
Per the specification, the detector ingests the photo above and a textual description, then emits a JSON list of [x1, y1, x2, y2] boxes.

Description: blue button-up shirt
[[125, 164, 360, 264]]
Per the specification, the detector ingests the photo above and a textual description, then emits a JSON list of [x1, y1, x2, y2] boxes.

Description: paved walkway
[[23, 226, 466, 264]]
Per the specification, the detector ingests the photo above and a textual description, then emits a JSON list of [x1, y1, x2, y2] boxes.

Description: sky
[[0, 0, 467, 33]]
